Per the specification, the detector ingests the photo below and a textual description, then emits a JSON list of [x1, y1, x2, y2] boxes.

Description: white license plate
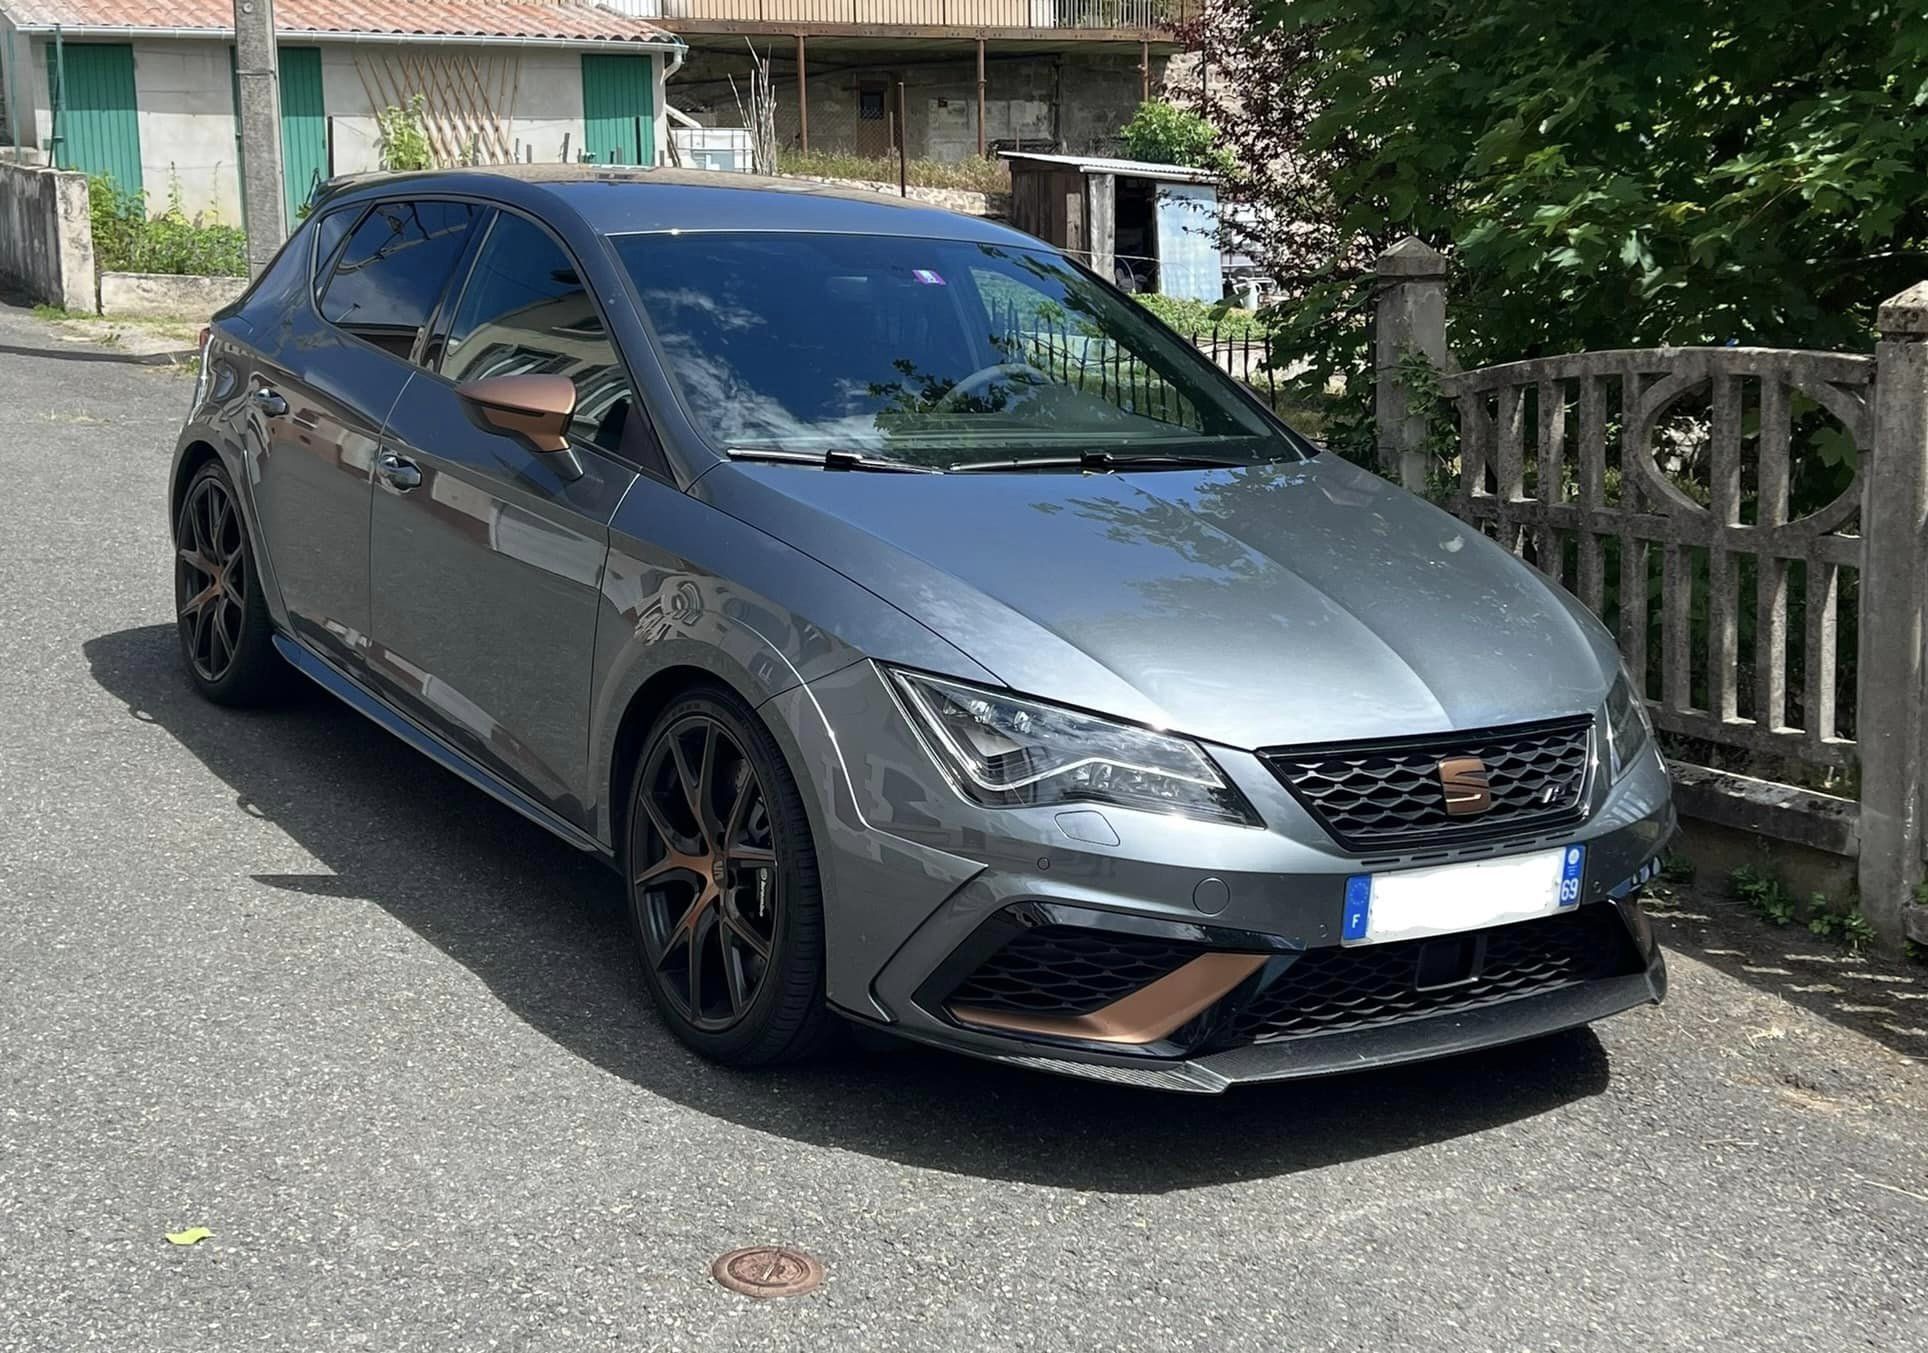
[[1341, 844, 1586, 946]]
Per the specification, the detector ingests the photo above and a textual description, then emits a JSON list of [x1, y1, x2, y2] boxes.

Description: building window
[[859, 87, 885, 121]]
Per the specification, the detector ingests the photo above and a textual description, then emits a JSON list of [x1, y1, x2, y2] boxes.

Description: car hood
[[699, 456, 1619, 749]]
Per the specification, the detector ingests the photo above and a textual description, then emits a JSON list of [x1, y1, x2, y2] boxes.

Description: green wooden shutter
[[277, 47, 326, 219], [46, 42, 141, 194], [580, 53, 654, 166]]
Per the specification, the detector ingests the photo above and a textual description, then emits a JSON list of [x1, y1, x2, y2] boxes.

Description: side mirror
[[455, 374, 578, 456]]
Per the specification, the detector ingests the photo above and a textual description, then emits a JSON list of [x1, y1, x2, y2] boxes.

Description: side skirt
[[272, 633, 612, 861]]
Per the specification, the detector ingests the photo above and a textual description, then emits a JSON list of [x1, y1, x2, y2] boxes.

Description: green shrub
[[88, 174, 247, 278], [1134, 293, 1266, 339], [377, 94, 434, 172], [1118, 101, 1233, 175]]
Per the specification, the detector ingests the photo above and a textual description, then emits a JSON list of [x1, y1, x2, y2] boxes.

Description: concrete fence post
[[234, 0, 286, 277], [1857, 281, 1928, 947], [1374, 237, 1448, 492]]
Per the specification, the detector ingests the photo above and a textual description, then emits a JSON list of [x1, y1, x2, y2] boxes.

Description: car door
[[251, 197, 482, 670], [366, 208, 641, 827]]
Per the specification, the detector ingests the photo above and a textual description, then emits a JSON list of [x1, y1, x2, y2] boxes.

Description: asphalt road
[[3, 299, 1927, 1352]]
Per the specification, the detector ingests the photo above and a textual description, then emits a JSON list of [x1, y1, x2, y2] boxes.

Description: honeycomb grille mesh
[[1261, 715, 1593, 850], [946, 926, 1202, 1017], [1226, 904, 1632, 1045]]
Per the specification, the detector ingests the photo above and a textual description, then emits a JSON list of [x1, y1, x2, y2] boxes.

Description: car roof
[[316, 164, 1042, 248]]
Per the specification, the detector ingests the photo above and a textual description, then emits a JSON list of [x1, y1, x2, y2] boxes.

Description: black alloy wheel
[[633, 711, 781, 1030], [627, 692, 834, 1064], [176, 472, 249, 683], [173, 460, 281, 705]]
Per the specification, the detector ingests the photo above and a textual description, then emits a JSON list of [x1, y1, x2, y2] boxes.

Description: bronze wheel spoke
[[668, 732, 707, 848], [726, 914, 771, 963], [720, 762, 755, 849], [685, 902, 720, 1017], [190, 601, 214, 668], [727, 844, 775, 868], [690, 721, 723, 849], [722, 939, 751, 1012], [180, 580, 220, 618], [637, 778, 687, 851], [635, 852, 704, 889], [193, 484, 216, 560]]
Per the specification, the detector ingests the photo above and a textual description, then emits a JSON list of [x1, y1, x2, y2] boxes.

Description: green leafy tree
[[1187, 0, 1928, 456], [1118, 100, 1233, 174]]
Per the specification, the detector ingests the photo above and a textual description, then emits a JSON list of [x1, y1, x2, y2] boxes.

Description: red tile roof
[[0, 0, 675, 44]]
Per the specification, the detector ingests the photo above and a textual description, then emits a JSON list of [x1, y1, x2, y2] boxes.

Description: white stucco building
[[0, 0, 684, 223]]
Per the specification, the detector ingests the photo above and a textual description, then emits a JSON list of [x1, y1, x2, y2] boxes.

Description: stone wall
[[0, 157, 94, 311], [672, 47, 1167, 163], [98, 270, 247, 319]]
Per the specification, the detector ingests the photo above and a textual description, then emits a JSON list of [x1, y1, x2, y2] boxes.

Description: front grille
[[944, 926, 1201, 1017], [1260, 715, 1593, 851], [1225, 904, 1635, 1045]]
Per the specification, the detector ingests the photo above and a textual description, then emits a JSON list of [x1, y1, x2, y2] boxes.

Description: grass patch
[[778, 150, 1010, 195]]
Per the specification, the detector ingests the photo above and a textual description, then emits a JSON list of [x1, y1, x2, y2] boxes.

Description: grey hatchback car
[[172, 166, 1673, 1092]]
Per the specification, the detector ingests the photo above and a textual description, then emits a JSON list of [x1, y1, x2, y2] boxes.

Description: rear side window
[[319, 200, 479, 359], [310, 204, 361, 284], [439, 212, 634, 453]]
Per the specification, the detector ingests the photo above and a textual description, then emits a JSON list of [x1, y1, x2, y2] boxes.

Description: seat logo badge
[[1437, 756, 1492, 816]]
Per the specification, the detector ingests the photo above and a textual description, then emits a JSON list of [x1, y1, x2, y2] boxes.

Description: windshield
[[611, 231, 1306, 469]]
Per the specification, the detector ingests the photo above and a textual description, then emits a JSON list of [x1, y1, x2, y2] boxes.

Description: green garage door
[[46, 42, 141, 194], [230, 46, 328, 221], [277, 47, 327, 219], [580, 53, 654, 166]]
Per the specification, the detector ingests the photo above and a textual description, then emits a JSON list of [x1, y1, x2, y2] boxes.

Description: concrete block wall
[[0, 157, 95, 310], [134, 40, 242, 222], [672, 47, 1167, 163]]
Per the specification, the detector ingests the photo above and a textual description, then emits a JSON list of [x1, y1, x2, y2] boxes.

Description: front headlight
[[1604, 667, 1656, 781], [886, 668, 1259, 825]]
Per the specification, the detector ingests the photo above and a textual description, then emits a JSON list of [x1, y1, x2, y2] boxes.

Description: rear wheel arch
[[170, 441, 222, 527]]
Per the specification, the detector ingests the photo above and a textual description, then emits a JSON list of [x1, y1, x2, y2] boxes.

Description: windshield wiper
[[948, 449, 1252, 474], [726, 447, 939, 474]]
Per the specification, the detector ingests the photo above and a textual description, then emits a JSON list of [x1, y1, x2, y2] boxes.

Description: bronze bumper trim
[[947, 951, 1269, 1046]]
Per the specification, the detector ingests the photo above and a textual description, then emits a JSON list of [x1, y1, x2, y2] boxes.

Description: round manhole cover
[[711, 1246, 824, 1298]]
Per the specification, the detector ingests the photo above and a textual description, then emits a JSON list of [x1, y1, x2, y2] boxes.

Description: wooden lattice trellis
[[354, 48, 525, 166]]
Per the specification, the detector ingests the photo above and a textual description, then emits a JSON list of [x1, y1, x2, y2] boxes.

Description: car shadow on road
[[87, 623, 1613, 1194]]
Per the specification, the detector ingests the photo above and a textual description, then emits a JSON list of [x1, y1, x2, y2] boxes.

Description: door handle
[[250, 387, 288, 417], [377, 452, 423, 491]]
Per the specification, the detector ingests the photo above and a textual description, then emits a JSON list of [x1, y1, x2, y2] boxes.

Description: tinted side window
[[440, 212, 634, 453], [310, 204, 360, 285], [319, 200, 479, 359]]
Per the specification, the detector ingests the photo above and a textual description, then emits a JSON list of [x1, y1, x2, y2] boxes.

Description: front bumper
[[766, 662, 1675, 1094]]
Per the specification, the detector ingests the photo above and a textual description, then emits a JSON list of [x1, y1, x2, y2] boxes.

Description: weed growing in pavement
[[1730, 867, 1879, 952], [1731, 866, 1798, 926]]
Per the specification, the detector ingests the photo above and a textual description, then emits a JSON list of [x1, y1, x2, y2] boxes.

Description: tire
[[174, 458, 283, 706], [624, 687, 836, 1066]]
